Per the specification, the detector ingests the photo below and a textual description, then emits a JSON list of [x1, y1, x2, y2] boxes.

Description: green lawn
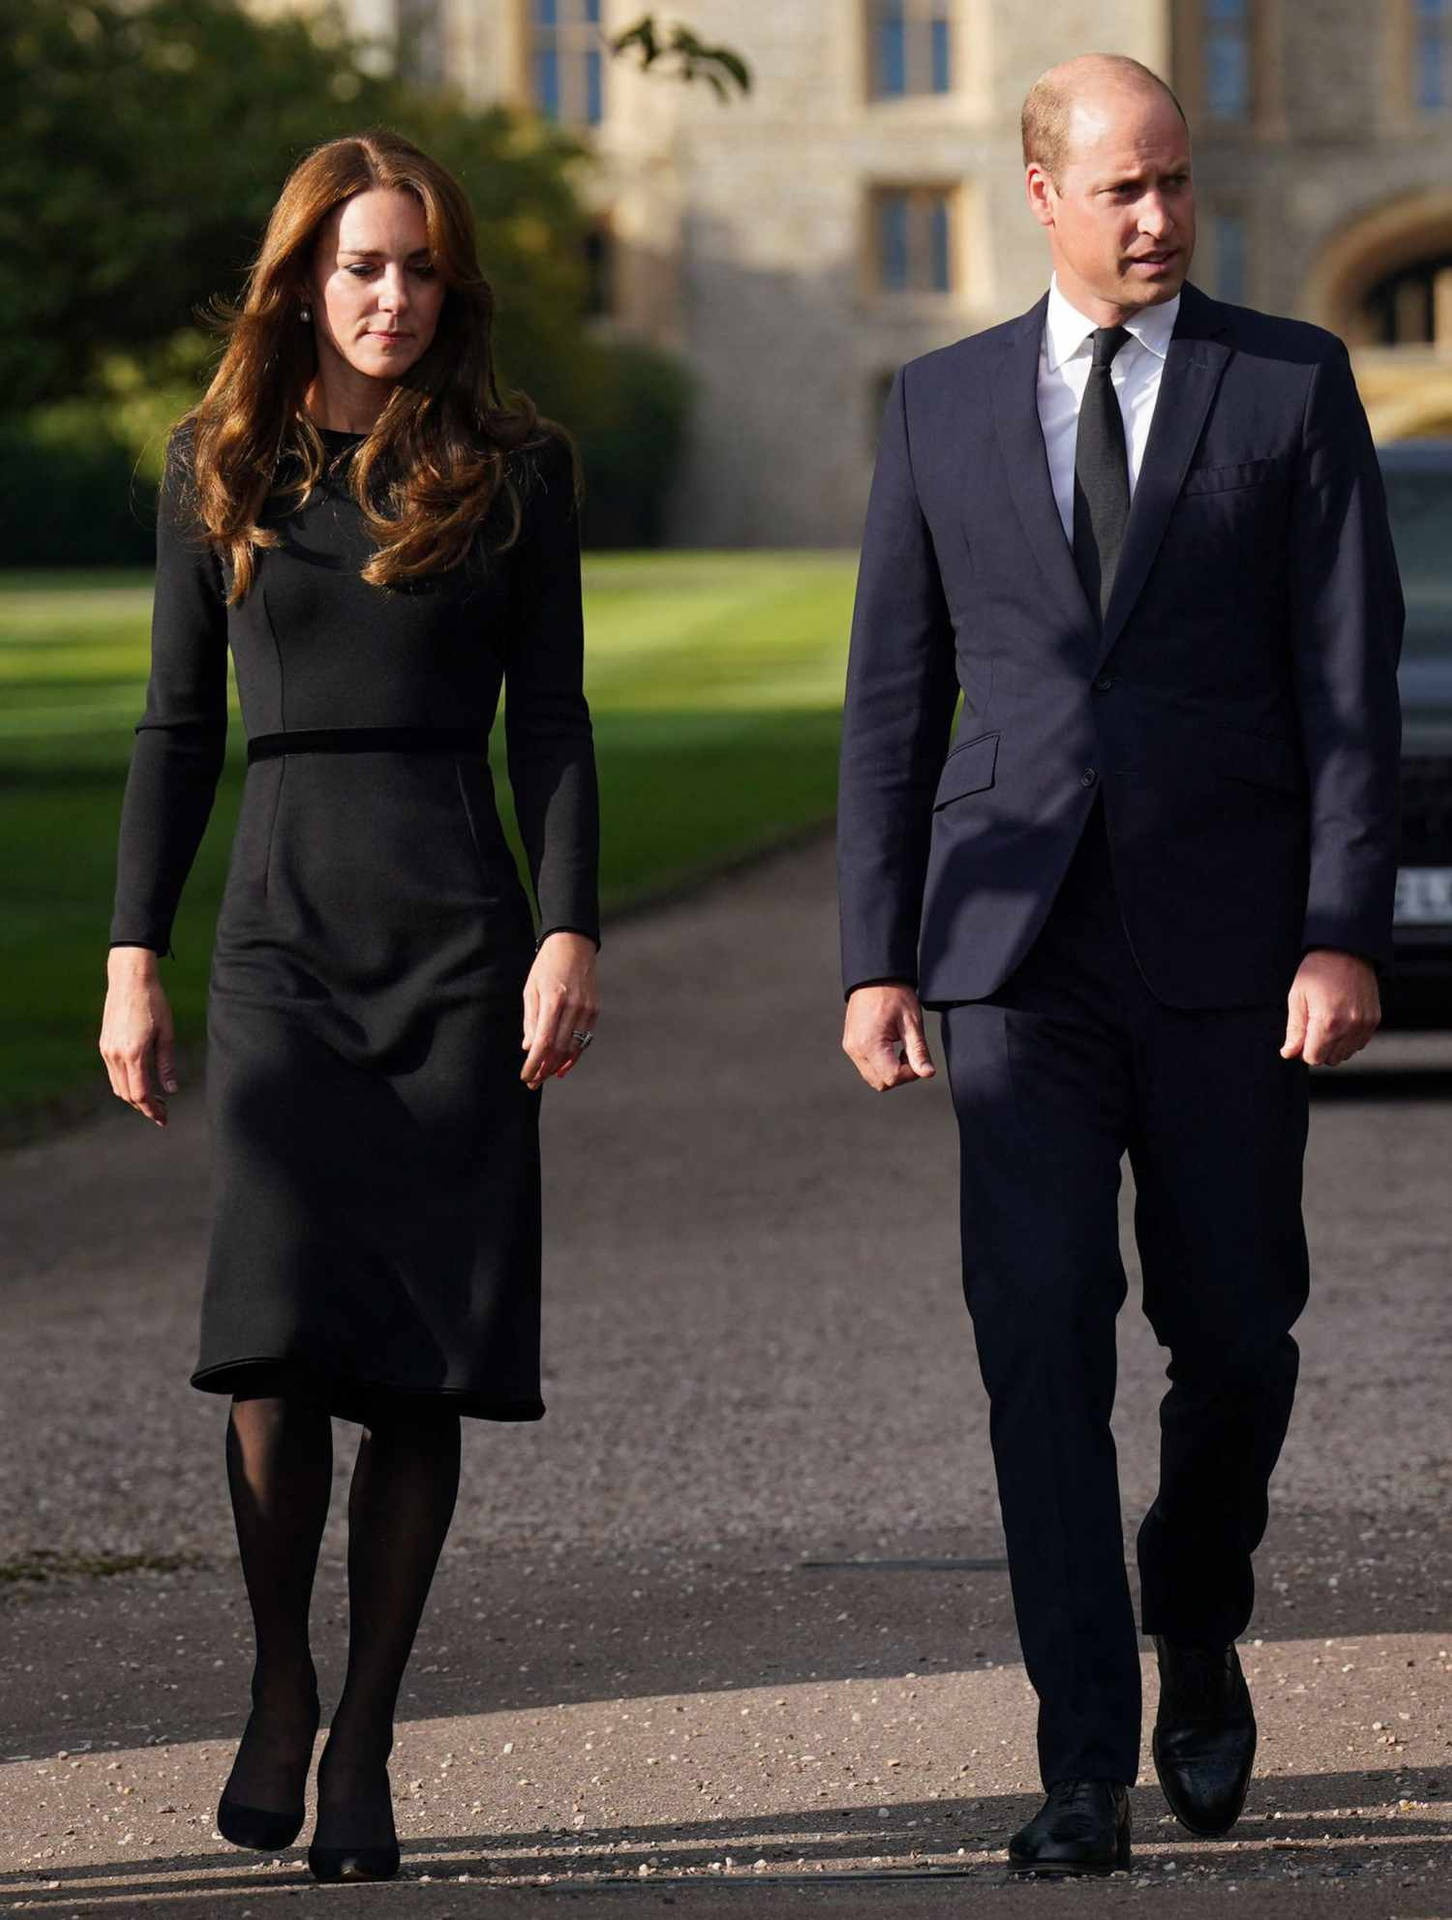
[[0, 553, 856, 1136]]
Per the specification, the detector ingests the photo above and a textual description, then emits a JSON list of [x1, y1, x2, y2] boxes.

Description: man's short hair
[[1022, 55, 1189, 181]]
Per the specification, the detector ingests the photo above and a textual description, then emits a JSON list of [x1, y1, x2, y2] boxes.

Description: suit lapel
[[1096, 284, 1233, 666], [989, 295, 1099, 653]]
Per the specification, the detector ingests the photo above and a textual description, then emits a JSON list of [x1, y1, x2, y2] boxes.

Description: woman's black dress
[[109, 423, 599, 1423]]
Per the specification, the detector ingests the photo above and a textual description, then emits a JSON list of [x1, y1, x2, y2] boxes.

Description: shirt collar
[[1043, 273, 1181, 373]]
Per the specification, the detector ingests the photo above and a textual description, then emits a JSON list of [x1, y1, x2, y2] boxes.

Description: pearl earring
[[300, 304, 311, 323]]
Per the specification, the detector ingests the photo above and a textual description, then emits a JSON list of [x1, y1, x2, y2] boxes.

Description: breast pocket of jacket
[[1162, 456, 1287, 579], [1178, 456, 1279, 498], [933, 729, 1000, 811]]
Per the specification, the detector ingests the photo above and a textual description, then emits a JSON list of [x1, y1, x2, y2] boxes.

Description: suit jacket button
[[1081, 768, 1098, 787], [1093, 675, 1114, 692]]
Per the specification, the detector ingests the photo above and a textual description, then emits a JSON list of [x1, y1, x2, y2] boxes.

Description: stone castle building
[[287, 1, 1452, 543]]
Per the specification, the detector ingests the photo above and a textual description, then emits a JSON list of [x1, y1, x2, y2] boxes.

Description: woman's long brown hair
[[176, 127, 557, 605]]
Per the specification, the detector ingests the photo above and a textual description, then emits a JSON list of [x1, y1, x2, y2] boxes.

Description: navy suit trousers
[[941, 799, 1310, 1787]]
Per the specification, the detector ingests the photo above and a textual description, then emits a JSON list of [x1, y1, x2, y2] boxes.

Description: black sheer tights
[[222, 1392, 461, 1849]]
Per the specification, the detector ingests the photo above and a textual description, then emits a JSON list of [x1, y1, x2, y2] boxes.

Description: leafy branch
[[610, 15, 751, 102]]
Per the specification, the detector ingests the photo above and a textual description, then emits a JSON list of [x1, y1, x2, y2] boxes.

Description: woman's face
[[307, 188, 447, 385]]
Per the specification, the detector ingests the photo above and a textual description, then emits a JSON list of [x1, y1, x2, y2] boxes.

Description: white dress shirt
[[1037, 275, 1181, 542]]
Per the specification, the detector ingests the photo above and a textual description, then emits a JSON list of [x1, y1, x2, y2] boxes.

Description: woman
[[99, 130, 600, 1884]]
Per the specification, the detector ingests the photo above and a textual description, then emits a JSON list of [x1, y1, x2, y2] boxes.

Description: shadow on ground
[[1, 1770, 1447, 1910], [3, 1504, 1446, 1760]]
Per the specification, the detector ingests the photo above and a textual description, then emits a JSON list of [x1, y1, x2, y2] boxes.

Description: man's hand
[[843, 983, 936, 1091], [1281, 949, 1381, 1068]]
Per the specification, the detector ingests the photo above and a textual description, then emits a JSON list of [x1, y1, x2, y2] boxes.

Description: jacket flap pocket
[[1216, 727, 1303, 795], [933, 730, 999, 808], [1180, 457, 1276, 496]]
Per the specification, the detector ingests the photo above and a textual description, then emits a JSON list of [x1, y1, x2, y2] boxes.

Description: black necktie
[[1072, 325, 1132, 622]]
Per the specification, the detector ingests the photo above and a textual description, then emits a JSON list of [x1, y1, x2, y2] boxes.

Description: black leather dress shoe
[[1007, 1779, 1131, 1876], [1152, 1636, 1257, 1836]]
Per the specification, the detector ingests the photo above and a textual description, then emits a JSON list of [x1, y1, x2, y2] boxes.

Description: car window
[[1382, 468, 1452, 662]]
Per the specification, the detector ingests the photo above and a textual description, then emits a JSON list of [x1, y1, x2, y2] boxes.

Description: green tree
[[0, 0, 596, 412], [0, 0, 740, 554]]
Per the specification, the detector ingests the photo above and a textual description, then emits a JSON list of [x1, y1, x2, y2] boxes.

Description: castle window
[[1212, 209, 1247, 302], [528, 0, 605, 126], [871, 186, 954, 294], [1203, 0, 1251, 121], [583, 222, 613, 318], [394, 0, 444, 87], [1416, 0, 1452, 109], [868, 368, 897, 447], [868, 1, 953, 100]]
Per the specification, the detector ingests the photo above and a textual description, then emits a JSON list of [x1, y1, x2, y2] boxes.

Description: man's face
[[1027, 87, 1195, 315]]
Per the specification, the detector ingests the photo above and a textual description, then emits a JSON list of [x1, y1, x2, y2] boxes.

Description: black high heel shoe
[[217, 1796, 307, 1853], [308, 1752, 400, 1882], [307, 1824, 401, 1883], [216, 1686, 320, 1852]]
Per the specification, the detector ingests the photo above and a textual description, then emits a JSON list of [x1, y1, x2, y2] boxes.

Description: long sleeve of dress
[[108, 427, 229, 957], [504, 432, 601, 949]]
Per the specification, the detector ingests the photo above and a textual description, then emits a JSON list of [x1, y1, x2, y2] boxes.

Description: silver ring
[[570, 1029, 594, 1051]]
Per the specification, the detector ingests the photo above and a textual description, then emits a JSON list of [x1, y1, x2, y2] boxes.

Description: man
[[837, 54, 1402, 1877]]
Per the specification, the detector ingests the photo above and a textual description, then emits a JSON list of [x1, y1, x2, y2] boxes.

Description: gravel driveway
[[2, 835, 1448, 1916]]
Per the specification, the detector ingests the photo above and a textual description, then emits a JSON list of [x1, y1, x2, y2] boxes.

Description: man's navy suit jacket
[[837, 282, 1405, 1009]]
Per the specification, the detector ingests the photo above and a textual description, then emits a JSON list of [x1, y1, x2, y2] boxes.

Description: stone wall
[[307, 0, 1452, 533]]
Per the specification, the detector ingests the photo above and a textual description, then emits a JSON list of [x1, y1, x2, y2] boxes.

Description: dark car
[[1378, 442, 1452, 1028]]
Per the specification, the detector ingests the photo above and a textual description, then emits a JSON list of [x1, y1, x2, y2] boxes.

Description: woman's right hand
[[100, 947, 179, 1127]]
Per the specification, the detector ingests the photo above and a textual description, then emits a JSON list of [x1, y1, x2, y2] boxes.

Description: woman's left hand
[[521, 931, 600, 1089]]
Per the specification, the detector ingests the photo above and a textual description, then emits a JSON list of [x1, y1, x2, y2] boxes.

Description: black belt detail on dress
[[246, 726, 485, 762]]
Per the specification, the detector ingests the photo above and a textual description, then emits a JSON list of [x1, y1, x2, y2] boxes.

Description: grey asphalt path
[[2, 834, 1450, 1917]]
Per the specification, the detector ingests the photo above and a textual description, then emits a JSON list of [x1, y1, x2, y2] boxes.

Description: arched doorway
[[1306, 191, 1452, 344], [1364, 253, 1452, 347], [1306, 194, 1452, 438]]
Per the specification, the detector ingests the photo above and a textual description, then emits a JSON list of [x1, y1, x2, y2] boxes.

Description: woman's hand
[[521, 931, 599, 1090], [100, 947, 179, 1127]]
